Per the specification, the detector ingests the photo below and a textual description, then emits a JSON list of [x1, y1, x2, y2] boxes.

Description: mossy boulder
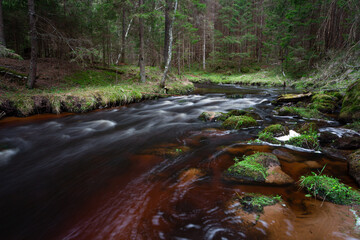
[[222, 116, 257, 129], [349, 150, 360, 186], [224, 152, 293, 185], [198, 111, 226, 122], [261, 124, 289, 137], [340, 80, 360, 122], [310, 93, 338, 113], [226, 109, 261, 120]]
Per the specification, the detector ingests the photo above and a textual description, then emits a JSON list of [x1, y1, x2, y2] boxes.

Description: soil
[[0, 57, 81, 91]]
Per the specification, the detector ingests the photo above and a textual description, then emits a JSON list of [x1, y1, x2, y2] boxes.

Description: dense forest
[[1, 0, 359, 82]]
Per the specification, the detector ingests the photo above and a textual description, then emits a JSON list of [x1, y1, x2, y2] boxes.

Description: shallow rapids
[[0, 84, 358, 240]]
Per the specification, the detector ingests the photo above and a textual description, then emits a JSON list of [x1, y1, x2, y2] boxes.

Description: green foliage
[[287, 133, 320, 150], [258, 131, 281, 144], [222, 115, 257, 129], [236, 193, 282, 213], [300, 172, 360, 205]]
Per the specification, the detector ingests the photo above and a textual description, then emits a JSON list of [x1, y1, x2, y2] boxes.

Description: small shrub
[[240, 66, 250, 73], [300, 172, 360, 205]]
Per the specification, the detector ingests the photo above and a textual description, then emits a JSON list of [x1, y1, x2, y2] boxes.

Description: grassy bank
[[185, 68, 287, 87], [0, 65, 194, 117]]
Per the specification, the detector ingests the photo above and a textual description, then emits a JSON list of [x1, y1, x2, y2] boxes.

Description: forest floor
[[186, 69, 287, 87], [0, 58, 194, 118]]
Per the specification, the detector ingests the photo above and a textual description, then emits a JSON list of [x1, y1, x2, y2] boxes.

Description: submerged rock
[[349, 150, 360, 186], [178, 168, 206, 185], [198, 111, 226, 122], [319, 127, 360, 150], [222, 116, 258, 129], [224, 152, 293, 185], [225, 193, 288, 227]]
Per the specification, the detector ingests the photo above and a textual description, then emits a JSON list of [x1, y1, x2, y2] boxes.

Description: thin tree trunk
[[121, 7, 126, 63], [27, 0, 37, 89], [160, 0, 178, 88], [0, 0, 5, 46], [139, 0, 146, 83], [202, 15, 206, 71], [163, 0, 171, 68]]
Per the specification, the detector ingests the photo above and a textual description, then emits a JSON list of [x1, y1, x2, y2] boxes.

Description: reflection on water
[[0, 84, 357, 240]]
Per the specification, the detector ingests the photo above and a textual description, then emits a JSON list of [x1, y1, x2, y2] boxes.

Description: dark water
[[0, 84, 357, 240]]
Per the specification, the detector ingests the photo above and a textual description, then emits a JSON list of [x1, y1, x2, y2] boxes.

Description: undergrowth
[[300, 169, 360, 205]]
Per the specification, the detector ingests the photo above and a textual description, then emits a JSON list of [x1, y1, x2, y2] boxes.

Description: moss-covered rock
[[258, 131, 281, 144], [340, 80, 360, 122], [224, 152, 293, 185], [300, 172, 360, 205], [261, 124, 289, 137], [225, 109, 261, 120], [274, 92, 312, 105], [233, 193, 282, 213], [349, 150, 360, 186], [198, 111, 226, 122], [222, 115, 257, 129], [296, 122, 319, 134], [310, 93, 338, 113]]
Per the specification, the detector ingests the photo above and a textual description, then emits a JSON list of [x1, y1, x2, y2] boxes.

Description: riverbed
[[0, 84, 358, 239]]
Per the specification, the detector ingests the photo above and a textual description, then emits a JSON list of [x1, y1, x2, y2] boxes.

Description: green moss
[[222, 115, 257, 129], [227, 157, 268, 181], [310, 93, 337, 113], [278, 106, 324, 119], [286, 134, 320, 150], [258, 131, 281, 144], [260, 124, 289, 137], [340, 80, 360, 122], [300, 172, 360, 205], [236, 193, 282, 213], [226, 152, 279, 181]]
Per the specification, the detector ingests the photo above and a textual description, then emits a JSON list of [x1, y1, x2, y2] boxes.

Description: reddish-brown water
[[0, 84, 358, 239]]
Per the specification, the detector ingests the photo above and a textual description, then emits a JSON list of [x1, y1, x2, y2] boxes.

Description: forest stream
[[0, 84, 359, 240]]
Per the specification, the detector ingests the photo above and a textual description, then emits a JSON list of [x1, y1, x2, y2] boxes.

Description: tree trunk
[[163, 0, 171, 68], [0, 0, 5, 46], [202, 15, 206, 71], [121, 7, 126, 63], [27, 0, 37, 89], [160, 0, 178, 88], [139, 0, 146, 83]]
